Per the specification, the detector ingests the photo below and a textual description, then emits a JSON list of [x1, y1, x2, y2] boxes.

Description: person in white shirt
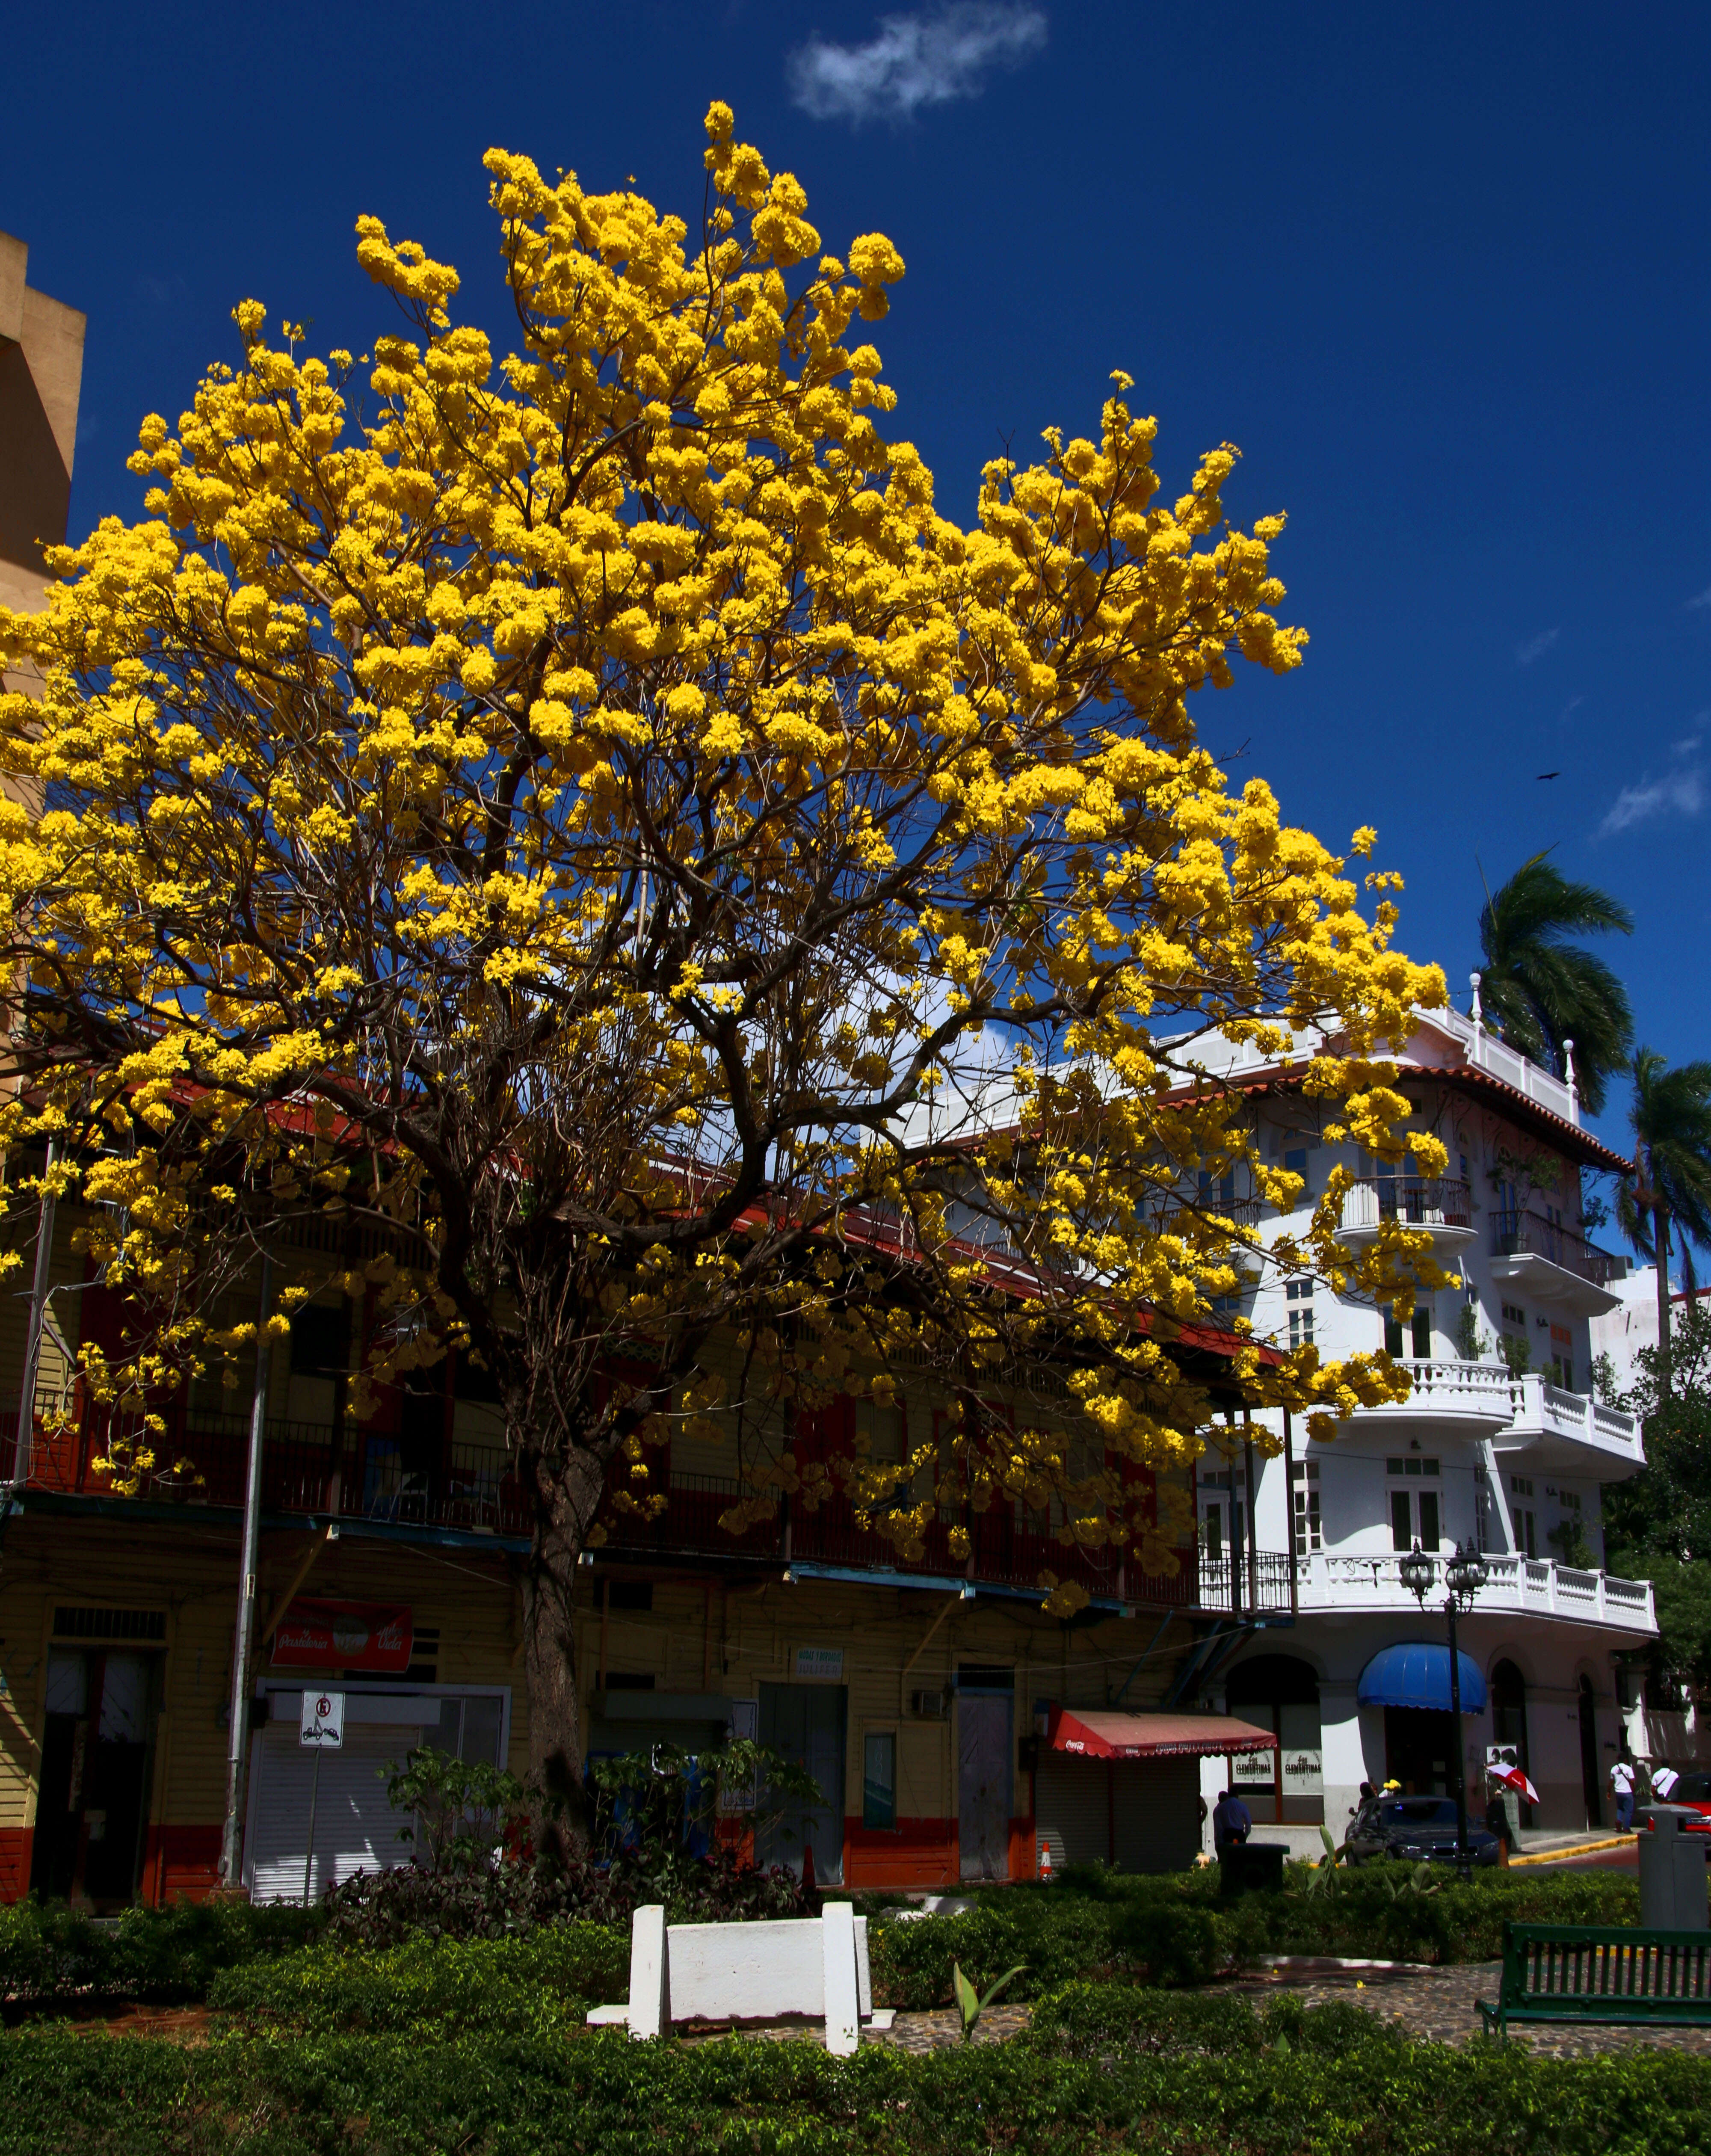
[[1610, 1756, 1636, 1830], [1650, 1763, 1681, 1804]]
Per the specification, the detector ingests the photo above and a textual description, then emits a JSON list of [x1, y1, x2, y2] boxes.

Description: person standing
[[1483, 1786, 1513, 1867], [1650, 1762, 1681, 1804], [1610, 1755, 1636, 1830], [1212, 1788, 1253, 1852]]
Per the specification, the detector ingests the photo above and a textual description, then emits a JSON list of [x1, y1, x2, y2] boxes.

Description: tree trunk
[[1655, 1202, 1673, 1398], [518, 1441, 608, 1856]]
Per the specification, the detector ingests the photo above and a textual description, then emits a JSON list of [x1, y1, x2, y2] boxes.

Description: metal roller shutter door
[[245, 1721, 428, 1901], [1034, 1756, 1111, 1871], [1111, 1757, 1200, 1874]]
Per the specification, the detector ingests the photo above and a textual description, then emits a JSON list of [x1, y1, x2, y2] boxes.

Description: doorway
[[31, 1648, 158, 1906], [1382, 1706, 1457, 1797], [957, 1667, 1013, 1881], [757, 1682, 846, 1884], [1577, 1675, 1602, 1828], [1226, 1655, 1323, 1825], [1491, 1660, 1532, 1824]]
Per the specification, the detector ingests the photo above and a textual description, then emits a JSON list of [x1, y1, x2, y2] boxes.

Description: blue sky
[[5, 0, 1708, 1162]]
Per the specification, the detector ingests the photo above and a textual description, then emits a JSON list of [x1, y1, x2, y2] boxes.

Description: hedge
[[0, 1864, 1667, 2023], [0, 1897, 321, 2009], [3, 2002, 1709, 2154], [869, 1864, 1649, 2006], [207, 1923, 628, 2038]]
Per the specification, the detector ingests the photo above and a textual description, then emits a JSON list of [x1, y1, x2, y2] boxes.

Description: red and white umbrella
[[1492, 1763, 1540, 1806]]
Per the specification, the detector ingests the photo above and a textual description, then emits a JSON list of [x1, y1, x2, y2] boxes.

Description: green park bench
[[1478, 1924, 1711, 2039]]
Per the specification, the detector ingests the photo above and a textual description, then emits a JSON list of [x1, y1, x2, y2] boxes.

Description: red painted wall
[[841, 1815, 1035, 1890], [0, 1827, 31, 1901], [142, 1824, 222, 1906]]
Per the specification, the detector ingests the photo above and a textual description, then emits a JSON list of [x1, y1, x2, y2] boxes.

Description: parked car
[[1648, 1771, 1711, 1833], [1344, 1796, 1501, 1867]]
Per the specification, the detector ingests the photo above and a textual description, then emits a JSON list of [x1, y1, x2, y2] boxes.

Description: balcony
[[1294, 1549, 1655, 1634], [6, 1392, 1263, 1617], [1489, 1213, 1628, 1317], [1341, 1357, 1519, 1437], [1336, 1177, 1477, 1253], [1492, 1374, 1646, 1481]]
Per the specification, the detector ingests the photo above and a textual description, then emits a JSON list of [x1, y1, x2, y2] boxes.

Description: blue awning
[[1357, 1642, 1487, 1715]]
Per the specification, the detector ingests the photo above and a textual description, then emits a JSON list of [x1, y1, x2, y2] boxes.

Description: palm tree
[[1477, 855, 1634, 1114], [1621, 1049, 1711, 1386]]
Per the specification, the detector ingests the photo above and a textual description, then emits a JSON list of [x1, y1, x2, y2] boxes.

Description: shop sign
[[299, 1690, 345, 1749], [794, 1646, 844, 1682], [272, 1599, 413, 1672], [1281, 1747, 1323, 1795], [1230, 1749, 1275, 1786]]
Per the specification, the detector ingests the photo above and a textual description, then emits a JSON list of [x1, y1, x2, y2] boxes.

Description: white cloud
[[1687, 586, 1711, 610], [788, 3, 1048, 124], [1515, 626, 1560, 666], [1598, 740, 1706, 836]]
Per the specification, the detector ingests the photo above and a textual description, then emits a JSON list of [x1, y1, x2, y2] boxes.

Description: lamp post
[[1401, 1537, 1489, 1879]]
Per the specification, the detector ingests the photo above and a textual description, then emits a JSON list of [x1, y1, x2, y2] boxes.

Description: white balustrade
[[1291, 1548, 1654, 1631]]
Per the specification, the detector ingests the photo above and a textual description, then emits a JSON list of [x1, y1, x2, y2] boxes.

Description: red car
[[1648, 1771, 1711, 1830]]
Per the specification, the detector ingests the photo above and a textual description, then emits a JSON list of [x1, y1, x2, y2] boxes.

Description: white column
[[821, 1901, 861, 2056], [628, 1905, 669, 2040]]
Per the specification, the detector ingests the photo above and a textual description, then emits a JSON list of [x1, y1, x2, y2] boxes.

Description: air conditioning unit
[[909, 1688, 950, 1720]]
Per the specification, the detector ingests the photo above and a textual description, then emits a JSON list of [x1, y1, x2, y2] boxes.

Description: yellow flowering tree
[[0, 104, 1447, 1814]]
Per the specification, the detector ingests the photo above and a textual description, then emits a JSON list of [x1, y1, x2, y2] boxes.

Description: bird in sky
[[1536, 771, 1560, 780]]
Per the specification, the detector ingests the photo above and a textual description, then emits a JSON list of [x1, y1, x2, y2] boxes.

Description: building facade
[[1172, 998, 1658, 1853]]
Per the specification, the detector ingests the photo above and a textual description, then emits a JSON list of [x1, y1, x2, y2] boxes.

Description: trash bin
[[1638, 1807, 1709, 1931], [1219, 1842, 1288, 1896]]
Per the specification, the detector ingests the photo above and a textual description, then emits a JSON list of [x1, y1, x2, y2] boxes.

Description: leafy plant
[[377, 1746, 527, 1875], [952, 1957, 1027, 2041], [1305, 1823, 1350, 1896]]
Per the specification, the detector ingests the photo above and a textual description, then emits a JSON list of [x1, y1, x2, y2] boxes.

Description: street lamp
[[1403, 1537, 1488, 1878]]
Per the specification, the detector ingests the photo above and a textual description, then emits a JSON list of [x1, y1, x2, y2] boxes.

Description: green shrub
[[872, 1864, 1652, 2006], [1024, 1980, 1404, 2060], [207, 1923, 628, 2037], [4, 2015, 1711, 2154], [0, 1895, 322, 2006]]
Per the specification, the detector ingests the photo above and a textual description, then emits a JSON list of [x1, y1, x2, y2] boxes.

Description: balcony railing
[[1491, 1214, 1628, 1288], [1295, 1549, 1655, 1631], [4, 1392, 1241, 1613], [1339, 1177, 1473, 1233]]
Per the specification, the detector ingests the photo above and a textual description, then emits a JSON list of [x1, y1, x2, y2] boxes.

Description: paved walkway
[[1212, 1960, 1711, 2059]]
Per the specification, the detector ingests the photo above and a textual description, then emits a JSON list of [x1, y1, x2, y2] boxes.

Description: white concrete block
[[821, 1901, 860, 2057], [628, 1904, 668, 2040], [854, 1914, 871, 2017], [665, 1917, 826, 2022]]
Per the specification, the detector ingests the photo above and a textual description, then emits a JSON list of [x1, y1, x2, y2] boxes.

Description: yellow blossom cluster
[[0, 106, 1447, 1631]]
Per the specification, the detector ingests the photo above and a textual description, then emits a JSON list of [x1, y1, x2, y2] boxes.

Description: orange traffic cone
[[1038, 1838, 1053, 1883]]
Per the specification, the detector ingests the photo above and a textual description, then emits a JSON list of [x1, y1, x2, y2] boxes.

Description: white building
[[1173, 994, 1656, 1854]]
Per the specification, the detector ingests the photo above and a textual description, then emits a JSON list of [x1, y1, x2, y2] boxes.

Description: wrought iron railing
[[1490, 1214, 1627, 1287], [4, 1395, 1218, 1610]]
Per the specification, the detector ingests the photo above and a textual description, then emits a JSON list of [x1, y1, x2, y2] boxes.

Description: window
[[1548, 1322, 1574, 1392], [862, 1732, 897, 1829], [1501, 1303, 1526, 1327], [1387, 1458, 1441, 1551], [1283, 1146, 1310, 1195], [1385, 1304, 1432, 1359], [1286, 1278, 1314, 1348], [1560, 1490, 1582, 1513], [1198, 1169, 1236, 1210], [1509, 1475, 1537, 1558], [1290, 1458, 1321, 1550]]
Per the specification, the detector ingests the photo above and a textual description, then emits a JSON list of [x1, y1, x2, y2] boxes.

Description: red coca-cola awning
[[270, 1598, 413, 1673], [1046, 1706, 1279, 1760]]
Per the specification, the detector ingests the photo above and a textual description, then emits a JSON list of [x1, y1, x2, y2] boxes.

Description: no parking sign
[[299, 1691, 345, 1749]]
